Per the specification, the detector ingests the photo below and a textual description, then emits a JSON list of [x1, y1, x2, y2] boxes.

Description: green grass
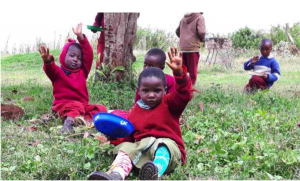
[[1, 50, 300, 179]]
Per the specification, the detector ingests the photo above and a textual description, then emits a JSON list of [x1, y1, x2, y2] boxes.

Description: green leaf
[[111, 66, 125, 73], [96, 70, 107, 78], [84, 162, 91, 170]]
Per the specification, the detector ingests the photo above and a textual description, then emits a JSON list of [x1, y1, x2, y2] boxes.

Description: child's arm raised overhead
[[73, 23, 94, 78], [165, 47, 193, 117], [40, 45, 60, 81]]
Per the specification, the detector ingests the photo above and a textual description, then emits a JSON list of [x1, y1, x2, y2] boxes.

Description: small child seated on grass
[[244, 39, 281, 92], [88, 48, 193, 180], [111, 48, 176, 119], [39, 23, 107, 133], [134, 48, 175, 102]]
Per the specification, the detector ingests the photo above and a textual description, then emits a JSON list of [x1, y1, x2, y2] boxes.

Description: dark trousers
[[245, 75, 268, 92], [182, 52, 200, 85]]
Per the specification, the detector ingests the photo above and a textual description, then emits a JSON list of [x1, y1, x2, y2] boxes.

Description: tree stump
[[104, 13, 138, 81]]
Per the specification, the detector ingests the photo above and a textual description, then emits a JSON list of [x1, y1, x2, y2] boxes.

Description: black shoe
[[88, 171, 123, 180], [139, 161, 158, 180]]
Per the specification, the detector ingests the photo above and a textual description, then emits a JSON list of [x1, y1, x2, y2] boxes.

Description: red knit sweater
[[127, 66, 193, 164], [43, 36, 94, 107]]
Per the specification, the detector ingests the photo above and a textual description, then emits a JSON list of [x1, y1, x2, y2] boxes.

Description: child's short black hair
[[138, 67, 166, 88], [69, 43, 83, 53], [145, 48, 166, 66], [260, 39, 273, 47]]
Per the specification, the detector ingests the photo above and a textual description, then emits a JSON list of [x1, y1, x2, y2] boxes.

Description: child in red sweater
[[134, 48, 175, 102], [39, 23, 107, 133], [88, 48, 193, 180]]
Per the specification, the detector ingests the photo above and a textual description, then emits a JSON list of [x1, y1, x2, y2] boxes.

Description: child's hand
[[167, 47, 183, 76], [72, 23, 84, 41], [261, 73, 268, 80], [39, 46, 54, 63], [251, 55, 259, 63]]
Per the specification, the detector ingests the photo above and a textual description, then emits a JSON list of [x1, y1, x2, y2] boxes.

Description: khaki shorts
[[113, 137, 181, 173]]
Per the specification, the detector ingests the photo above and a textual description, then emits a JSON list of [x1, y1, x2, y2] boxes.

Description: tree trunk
[[103, 13, 138, 81]]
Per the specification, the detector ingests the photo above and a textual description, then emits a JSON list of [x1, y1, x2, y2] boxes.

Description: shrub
[[290, 22, 300, 49], [270, 25, 288, 45], [134, 26, 178, 51], [230, 27, 269, 49]]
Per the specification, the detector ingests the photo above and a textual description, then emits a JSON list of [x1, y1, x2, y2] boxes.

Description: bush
[[270, 25, 288, 45], [230, 27, 269, 49], [134, 26, 178, 51], [290, 22, 300, 49]]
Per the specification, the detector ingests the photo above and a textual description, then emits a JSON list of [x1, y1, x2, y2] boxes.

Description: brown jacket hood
[[184, 13, 201, 24]]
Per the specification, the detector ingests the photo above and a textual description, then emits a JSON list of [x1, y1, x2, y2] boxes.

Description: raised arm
[[73, 23, 94, 78], [39, 46, 60, 81], [93, 13, 104, 27], [165, 48, 193, 117]]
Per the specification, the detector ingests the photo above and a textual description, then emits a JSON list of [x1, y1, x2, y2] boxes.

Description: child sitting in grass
[[134, 48, 175, 102], [244, 39, 281, 92], [88, 48, 193, 180], [111, 48, 175, 118], [39, 23, 107, 133]]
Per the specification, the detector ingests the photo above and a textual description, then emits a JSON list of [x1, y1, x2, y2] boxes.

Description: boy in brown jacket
[[176, 12, 206, 85]]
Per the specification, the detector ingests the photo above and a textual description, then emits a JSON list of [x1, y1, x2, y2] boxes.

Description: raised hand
[[167, 47, 183, 76], [72, 23, 84, 40], [39, 45, 54, 63], [251, 55, 259, 64]]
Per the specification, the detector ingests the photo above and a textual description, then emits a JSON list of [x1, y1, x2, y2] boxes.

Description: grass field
[[1, 50, 300, 180]]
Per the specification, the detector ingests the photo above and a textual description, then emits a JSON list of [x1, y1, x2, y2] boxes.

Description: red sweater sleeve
[[166, 74, 176, 93], [78, 35, 94, 79], [164, 66, 193, 117], [43, 61, 61, 82], [93, 13, 104, 27]]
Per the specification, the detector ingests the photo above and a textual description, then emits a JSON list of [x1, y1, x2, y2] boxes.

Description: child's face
[[65, 45, 82, 70], [138, 76, 166, 108], [260, 42, 272, 58], [144, 55, 164, 70]]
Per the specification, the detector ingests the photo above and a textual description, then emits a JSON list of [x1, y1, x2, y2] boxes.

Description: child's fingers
[[40, 46, 46, 55], [72, 27, 76, 34], [174, 48, 178, 56], [47, 48, 49, 55], [180, 52, 183, 59], [167, 51, 172, 61], [171, 47, 175, 57]]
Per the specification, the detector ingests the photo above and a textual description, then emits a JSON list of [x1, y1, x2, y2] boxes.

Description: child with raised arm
[[88, 47, 193, 180], [244, 39, 281, 92], [134, 48, 175, 102], [39, 23, 107, 133]]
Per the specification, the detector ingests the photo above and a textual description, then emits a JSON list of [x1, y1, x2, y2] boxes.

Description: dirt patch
[[1, 104, 25, 120]]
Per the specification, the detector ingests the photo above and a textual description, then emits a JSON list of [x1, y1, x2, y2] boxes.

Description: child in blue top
[[244, 39, 281, 92]]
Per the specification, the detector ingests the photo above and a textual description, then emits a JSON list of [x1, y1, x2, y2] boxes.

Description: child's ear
[[164, 86, 167, 94]]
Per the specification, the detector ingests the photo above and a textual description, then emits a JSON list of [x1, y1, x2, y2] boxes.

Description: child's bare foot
[[62, 116, 74, 133]]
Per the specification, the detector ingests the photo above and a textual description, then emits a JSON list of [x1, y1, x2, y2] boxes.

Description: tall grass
[[134, 26, 179, 51]]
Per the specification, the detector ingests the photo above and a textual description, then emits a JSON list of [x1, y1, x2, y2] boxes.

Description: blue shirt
[[244, 55, 281, 87]]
